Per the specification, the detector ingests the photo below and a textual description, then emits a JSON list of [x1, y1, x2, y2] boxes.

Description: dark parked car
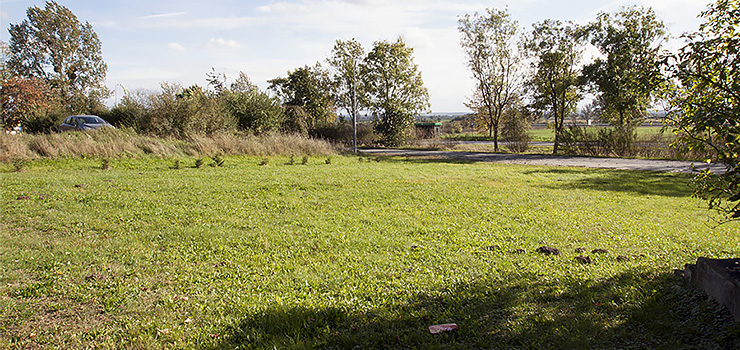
[[59, 115, 115, 132]]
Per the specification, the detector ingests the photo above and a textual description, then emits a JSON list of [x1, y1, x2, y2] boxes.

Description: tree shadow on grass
[[204, 269, 739, 349], [368, 155, 478, 165], [523, 168, 693, 198]]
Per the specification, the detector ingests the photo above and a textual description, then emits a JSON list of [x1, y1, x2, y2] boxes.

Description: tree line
[[0, 1, 429, 146], [1, 1, 739, 218]]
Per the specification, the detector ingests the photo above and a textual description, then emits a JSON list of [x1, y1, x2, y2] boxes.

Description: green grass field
[[530, 126, 669, 142], [2, 156, 739, 349], [444, 126, 668, 143]]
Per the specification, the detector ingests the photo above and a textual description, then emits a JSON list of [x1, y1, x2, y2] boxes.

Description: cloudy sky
[[1, 0, 712, 112]]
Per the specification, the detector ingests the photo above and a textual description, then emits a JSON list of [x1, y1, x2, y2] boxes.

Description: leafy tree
[[523, 20, 583, 154], [583, 6, 667, 128], [0, 76, 56, 131], [0, 41, 10, 81], [458, 8, 522, 151], [362, 37, 429, 146], [667, 0, 740, 221], [327, 39, 366, 152], [268, 63, 337, 134], [7, 1, 109, 113], [207, 70, 285, 135]]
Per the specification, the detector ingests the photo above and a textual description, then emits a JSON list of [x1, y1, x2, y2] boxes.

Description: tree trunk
[[493, 122, 499, 152]]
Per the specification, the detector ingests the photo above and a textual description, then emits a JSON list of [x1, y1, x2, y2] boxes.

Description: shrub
[[223, 90, 285, 135], [501, 107, 531, 153]]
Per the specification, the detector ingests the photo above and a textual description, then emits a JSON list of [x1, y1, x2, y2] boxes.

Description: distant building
[[414, 122, 442, 138]]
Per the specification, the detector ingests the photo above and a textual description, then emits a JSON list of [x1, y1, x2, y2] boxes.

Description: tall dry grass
[[0, 128, 336, 162]]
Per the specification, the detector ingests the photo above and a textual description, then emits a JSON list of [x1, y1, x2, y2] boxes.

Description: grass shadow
[[524, 168, 693, 198], [205, 269, 739, 349]]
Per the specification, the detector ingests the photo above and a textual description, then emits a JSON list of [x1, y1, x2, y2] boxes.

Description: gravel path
[[359, 148, 725, 174]]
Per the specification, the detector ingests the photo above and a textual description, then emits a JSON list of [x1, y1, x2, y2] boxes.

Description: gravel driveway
[[360, 148, 725, 174]]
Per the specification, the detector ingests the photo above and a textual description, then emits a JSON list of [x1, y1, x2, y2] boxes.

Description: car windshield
[[79, 116, 104, 124]]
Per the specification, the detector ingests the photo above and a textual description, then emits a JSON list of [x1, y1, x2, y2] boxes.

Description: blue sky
[[1, 0, 712, 112]]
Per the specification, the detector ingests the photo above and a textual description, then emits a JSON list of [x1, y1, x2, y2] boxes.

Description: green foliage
[[195, 158, 204, 168], [269, 63, 337, 134], [141, 83, 233, 137], [222, 87, 284, 135], [107, 90, 149, 130], [523, 20, 583, 154], [363, 38, 430, 146], [500, 102, 532, 152], [301, 155, 309, 165], [667, 0, 740, 221], [0, 41, 9, 81], [109, 71, 282, 137], [7, 1, 109, 113], [583, 5, 667, 128], [328, 39, 366, 152], [327, 39, 366, 119], [459, 8, 521, 151], [559, 125, 637, 156]]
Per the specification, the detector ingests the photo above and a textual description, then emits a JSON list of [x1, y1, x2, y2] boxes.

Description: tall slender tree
[[523, 20, 583, 154], [327, 39, 365, 152], [7, 1, 109, 113], [458, 8, 521, 151]]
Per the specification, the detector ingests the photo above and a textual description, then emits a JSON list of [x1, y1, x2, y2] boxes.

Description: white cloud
[[139, 12, 187, 20], [402, 27, 434, 50], [168, 42, 186, 51], [206, 38, 241, 49]]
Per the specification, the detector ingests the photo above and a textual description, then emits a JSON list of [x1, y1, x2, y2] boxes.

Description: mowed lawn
[[2, 156, 739, 349]]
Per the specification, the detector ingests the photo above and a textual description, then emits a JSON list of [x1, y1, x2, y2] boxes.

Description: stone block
[[684, 257, 740, 322]]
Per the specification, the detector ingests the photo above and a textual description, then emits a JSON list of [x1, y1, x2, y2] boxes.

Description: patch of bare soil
[[2, 295, 115, 349]]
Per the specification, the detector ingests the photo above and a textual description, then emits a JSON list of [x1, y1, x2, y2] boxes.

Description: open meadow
[[2, 155, 740, 349]]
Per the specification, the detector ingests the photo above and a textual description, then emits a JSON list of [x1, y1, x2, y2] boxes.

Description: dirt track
[[360, 148, 725, 174]]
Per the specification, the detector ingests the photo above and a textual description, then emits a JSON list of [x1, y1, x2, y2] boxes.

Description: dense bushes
[[108, 82, 281, 137], [558, 125, 636, 156], [222, 89, 284, 135], [557, 125, 710, 159]]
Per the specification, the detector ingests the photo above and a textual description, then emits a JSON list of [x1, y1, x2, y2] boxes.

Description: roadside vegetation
[[0, 128, 335, 163], [2, 156, 740, 349]]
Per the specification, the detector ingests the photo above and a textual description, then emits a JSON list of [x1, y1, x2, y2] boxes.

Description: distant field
[[2, 156, 739, 349], [528, 126, 668, 142], [444, 126, 668, 143]]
